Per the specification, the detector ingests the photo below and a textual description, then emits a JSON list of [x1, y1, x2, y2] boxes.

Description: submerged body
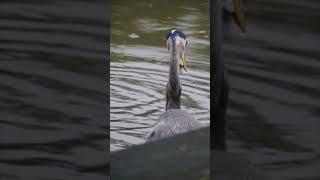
[[146, 30, 203, 142]]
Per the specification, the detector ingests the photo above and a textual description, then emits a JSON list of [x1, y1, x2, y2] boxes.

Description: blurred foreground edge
[[110, 127, 269, 180]]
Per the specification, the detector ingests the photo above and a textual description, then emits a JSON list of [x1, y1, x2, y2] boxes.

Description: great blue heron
[[146, 30, 203, 141], [212, 0, 246, 151], [146, 0, 246, 143]]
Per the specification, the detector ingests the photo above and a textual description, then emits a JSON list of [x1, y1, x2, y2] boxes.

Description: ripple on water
[[110, 45, 210, 151]]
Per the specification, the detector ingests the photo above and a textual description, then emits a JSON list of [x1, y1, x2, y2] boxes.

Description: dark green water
[[0, 1, 107, 179], [225, 1, 320, 179]]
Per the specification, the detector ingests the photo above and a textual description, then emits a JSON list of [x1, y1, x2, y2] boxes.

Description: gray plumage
[[146, 30, 203, 142], [147, 109, 203, 141]]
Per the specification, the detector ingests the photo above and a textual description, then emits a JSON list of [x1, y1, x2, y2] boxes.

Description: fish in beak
[[179, 53, 187, 73], [224, 0, 246, 33], [232, 0, 246, 33]]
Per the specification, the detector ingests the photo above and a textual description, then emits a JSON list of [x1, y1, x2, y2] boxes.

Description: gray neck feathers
[[166, 38, 182, 110]]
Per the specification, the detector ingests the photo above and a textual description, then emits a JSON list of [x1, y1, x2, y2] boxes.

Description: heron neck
[[166, 39, 181, 110], [169, 41, 180, 90]]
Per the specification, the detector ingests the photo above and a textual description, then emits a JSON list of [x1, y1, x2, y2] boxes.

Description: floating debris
[[128, 33, 140, 39]]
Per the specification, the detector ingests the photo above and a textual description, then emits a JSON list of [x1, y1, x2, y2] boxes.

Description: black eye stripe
[[166, 29, 186, 40], [176, 31, 186, 39]]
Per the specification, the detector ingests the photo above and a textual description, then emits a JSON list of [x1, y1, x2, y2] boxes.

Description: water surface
[[225, 1, 320, 179], [0, 1, 107, 179]]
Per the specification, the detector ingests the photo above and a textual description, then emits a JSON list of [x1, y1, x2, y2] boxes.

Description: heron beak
[[179, 53, 187, 73], [232, 0, 246, 33]]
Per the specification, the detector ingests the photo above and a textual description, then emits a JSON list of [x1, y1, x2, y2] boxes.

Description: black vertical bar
[[211, 0, 229, 177], [211, 0, 228, 151], [107, 0, 110, 178]]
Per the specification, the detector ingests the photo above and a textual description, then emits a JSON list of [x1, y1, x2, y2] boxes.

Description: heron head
[[166, 29, 188, 73]]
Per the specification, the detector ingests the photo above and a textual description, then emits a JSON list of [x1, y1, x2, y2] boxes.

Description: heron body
[[147, 30, 203, 142], [147, 109, 203, 141]]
